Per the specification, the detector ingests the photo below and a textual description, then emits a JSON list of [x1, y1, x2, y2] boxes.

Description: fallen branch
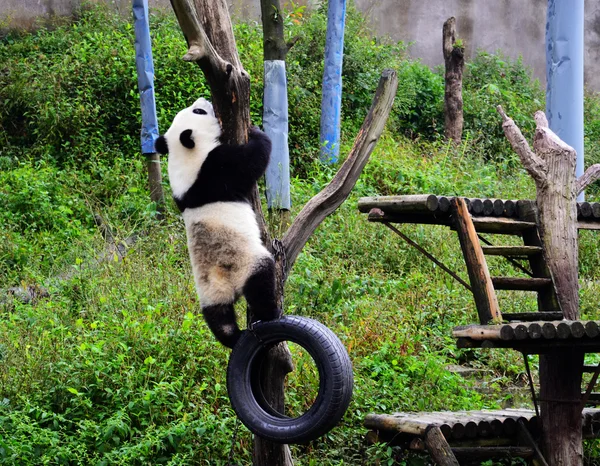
[[2, 218, 138, 305]]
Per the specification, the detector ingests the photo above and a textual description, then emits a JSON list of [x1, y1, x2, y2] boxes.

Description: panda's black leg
[[202, 303, 242, 348], [243, 256, 281, 323]]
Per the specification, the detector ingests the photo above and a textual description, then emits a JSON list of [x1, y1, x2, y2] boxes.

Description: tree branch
[[286, 36, 300, 52], [497, 105, 547, 186], [532, 111, 577, 168], [577, 164, 600, 195], [282, 69, 398, 272]]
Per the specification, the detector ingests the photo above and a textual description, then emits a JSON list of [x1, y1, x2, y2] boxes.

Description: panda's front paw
[[248, 126, 263, 138]]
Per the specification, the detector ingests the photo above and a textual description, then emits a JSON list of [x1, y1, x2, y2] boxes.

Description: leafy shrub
[[0, 5, 209, 169], [462, 52, 545, 163], [584, 91, 600, 196], [390, 60, 444, 139]]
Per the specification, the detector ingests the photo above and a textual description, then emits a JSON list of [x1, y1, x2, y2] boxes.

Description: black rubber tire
[[226, 315, 353, 444]]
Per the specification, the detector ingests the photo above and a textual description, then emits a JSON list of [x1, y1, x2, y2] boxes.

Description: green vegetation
[[1, 3, 600, 465]]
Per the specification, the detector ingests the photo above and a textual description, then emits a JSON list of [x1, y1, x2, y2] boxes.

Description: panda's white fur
[[155, 98, 279, 348]]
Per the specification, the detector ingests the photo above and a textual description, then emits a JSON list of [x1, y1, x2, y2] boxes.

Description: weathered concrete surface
[[1, 0, 599, 91], [0, 0, 258, 28], [355, 0, 599, 92]]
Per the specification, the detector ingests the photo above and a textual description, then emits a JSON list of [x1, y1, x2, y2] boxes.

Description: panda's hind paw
[[271, 307, 283, 320]]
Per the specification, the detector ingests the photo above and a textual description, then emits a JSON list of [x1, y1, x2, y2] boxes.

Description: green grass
[[5, 133, 599, 465], [1, 4, 600, 465]]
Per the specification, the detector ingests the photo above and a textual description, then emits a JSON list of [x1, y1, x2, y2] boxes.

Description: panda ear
[[155, 135, 168, 155], [180, 129, 195, 149]]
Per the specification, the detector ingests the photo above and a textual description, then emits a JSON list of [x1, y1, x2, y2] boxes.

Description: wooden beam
[[358, 194, 439, 214], [451, 446, 534, 461], [482, 246, 542, 257], [470, 217, 536, 233], [517, 419, 549, 466], [451, 197, 501, 324]]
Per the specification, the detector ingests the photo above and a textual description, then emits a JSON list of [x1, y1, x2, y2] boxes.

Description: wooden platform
[[454, 320, 600, 353], [365, 408, 600, 462], [366, 409, 542, 440]]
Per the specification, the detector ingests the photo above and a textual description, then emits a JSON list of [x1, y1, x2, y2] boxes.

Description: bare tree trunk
[[443, 17, 464, 143], [261, 0, 292, 61], [497, 106, 600, 466], [169, 0, 250, 143], [145, 152, 165, 217], [167, 2, 397, 464]]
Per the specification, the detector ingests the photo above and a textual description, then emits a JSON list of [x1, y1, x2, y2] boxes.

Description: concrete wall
[[2, 0, 599, 91], [355, 0, 600, 92]]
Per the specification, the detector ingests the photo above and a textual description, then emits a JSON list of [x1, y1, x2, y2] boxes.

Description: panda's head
[[155, 98, 221, 156], [156, 98, 222, 198]]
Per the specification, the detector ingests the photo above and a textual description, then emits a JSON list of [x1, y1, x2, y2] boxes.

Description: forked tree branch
[[497, 105, 547, 186], [282, 69, 398, 271], [577, 164, 600, 195], [170, 1, 229, 72]]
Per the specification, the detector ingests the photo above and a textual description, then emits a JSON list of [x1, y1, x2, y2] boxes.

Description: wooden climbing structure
[[358, 194, 600, 465]]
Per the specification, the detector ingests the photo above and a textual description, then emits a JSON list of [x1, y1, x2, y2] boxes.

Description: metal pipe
[[319, 0, 347, 163], [545, 0, 585, 200], [133, 0, 159, 155]]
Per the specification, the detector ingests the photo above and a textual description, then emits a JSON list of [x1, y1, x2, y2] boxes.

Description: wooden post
[[451, 197, 501, 324], [442, 17, 464, 143], [539, 350, 584, 465], [424, 426, 460, 466]]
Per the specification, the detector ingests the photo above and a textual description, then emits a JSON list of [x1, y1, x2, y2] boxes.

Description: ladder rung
[[470, 217, 537, 234], [492, 277, 553, 291], [482, 246, 542, 257]]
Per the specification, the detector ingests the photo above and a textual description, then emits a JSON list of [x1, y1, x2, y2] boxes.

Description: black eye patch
[[180, 129, 195, 149], [193, 108, 207, 115]]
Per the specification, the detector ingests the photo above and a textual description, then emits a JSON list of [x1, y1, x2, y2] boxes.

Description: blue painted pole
[[546, 0, 585, 200], [133, 0, 159, 155], [319, 0, 347, 164], [264, 60, 291, 210]]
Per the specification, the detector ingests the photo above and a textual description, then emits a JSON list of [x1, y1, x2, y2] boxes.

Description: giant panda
[[155, 98, 280, 348]]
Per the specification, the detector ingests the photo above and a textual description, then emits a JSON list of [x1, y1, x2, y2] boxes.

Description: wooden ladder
[[451, 197, 561, 324]]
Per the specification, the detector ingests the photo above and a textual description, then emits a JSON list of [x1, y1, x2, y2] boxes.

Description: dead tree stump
[[443, 17, 464, 143]]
